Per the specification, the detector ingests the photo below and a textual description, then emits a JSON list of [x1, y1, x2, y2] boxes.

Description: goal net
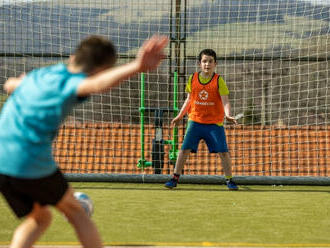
[[0, 0, 329, 182]]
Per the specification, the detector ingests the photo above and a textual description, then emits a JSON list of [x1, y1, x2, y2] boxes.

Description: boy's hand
[[136, 35, 169, 72], [171, 116, 182, 127], [225, 115, 238, 125]]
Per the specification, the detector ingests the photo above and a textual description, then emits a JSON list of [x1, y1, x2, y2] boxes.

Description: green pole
[[140, 73, 145, 162], [138, 73, 152, 169], [169, 71, 179, 162], [138, 73, 146, 169]]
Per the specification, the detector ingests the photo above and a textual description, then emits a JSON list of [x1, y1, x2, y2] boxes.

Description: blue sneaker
[[165, 178, 178, 189], [226, 179, 238, 190]]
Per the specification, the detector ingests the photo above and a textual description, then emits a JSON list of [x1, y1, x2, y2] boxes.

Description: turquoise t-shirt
[[0, 63, 86, 178]]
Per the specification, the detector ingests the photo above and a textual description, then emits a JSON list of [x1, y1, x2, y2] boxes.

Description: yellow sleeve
[[218, 76, 229, 96], [185, 74, 193, 93]]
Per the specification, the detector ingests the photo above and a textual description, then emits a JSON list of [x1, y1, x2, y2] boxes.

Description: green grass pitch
[[0, 182, 330, 247]]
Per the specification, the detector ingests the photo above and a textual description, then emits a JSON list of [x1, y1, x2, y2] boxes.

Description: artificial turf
[[0, 182, 329, 247]]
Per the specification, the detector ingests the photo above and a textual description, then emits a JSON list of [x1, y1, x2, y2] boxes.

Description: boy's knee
[[181, 149, 191, 155], [29, 205, 52, 227], [219, 152, 229, 159], [56, 188, 86, 221]]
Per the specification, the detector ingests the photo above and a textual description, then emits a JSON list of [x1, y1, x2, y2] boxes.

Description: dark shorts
[[181, 121, 229, 153], [0, 169, 68, 218]]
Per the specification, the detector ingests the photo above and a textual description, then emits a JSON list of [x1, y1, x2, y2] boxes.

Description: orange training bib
[[188, 72, 224, 124]]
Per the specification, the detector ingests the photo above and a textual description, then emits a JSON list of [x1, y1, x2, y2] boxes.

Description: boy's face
[[199, 54, 217, 76]]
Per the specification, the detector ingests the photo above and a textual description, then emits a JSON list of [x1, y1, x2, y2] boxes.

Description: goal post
[[0, 0, 329, 184]]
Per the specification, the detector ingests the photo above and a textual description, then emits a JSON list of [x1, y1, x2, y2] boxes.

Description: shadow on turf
[[73, 185, 330, 193]]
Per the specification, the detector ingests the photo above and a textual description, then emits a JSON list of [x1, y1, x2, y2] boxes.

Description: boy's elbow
[[76, 79, 102, 96], [4, 77, 23, 94], [3, 82, 9, 93], [4, 81, 14, 94]]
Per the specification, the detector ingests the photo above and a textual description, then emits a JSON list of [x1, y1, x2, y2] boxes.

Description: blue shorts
[[181, 121, 229, 153]]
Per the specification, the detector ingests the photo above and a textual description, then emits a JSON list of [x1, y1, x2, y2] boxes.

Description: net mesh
[[0, 0, 329, 177]]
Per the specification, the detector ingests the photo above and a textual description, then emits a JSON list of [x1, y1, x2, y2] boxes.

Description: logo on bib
[[199, 90, 208, 100]]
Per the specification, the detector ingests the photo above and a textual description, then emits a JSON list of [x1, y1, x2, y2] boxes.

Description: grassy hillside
[[1, 0, 329, 55], [186, 15, 329, 57]]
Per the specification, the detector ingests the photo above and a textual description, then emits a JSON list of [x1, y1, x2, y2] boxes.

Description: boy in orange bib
[[165, 49, 238, 190]]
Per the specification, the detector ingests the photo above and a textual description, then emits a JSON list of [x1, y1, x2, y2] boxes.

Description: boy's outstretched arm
[[221, 95, 237, 124], [77, 35, 168, 96], [171, 94, 191, 127]]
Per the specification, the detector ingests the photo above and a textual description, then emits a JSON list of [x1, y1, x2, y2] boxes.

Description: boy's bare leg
[[219, 152, 232, 176], [174, 149, 191, 174], [56, 187, 102, 248], [165, 149, 191, 188], [10, 204, 52, 248], [219, 152, 238, 190]]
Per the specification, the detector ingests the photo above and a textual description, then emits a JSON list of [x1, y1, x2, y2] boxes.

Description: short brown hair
[[198, 49, 217, 63], [74, 35, 117, 74]]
